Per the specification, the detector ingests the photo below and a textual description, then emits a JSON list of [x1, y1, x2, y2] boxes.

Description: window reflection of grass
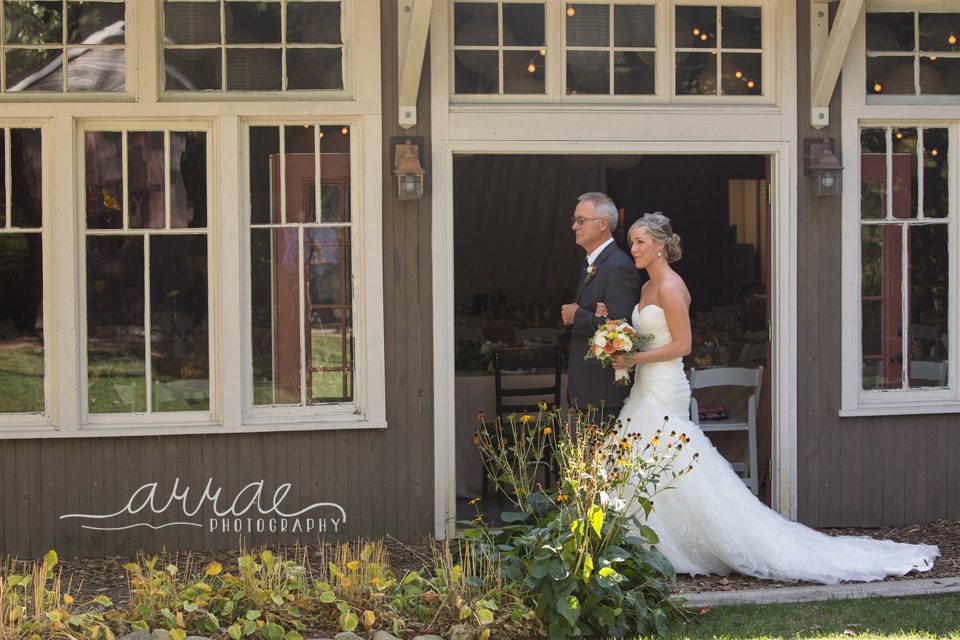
[[251, 331, 352, 405], [0, 340, 43, 413]]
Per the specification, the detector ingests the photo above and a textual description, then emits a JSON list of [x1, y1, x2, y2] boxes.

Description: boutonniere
[[584, 264, 598, 283]]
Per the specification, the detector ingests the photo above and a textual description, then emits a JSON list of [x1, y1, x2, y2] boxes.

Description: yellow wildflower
[[652, 437, 659, 446], [520, 414, 535, 425], [557, 491, 569, 503], [538, 401, 548, 411], [469, 497, 481, 505], [543, 426, 553, 435]]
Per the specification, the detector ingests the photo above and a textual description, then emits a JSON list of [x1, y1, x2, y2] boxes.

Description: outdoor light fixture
[[804, 137, 843, 197], [393, 138, 425, 200]]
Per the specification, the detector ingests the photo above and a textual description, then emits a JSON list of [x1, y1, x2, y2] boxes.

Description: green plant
[[467, 408, 695, 638], [0, 550, 115, 639]]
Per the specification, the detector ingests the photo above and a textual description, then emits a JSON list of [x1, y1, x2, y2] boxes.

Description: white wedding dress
[[619, 304, 939, 584]]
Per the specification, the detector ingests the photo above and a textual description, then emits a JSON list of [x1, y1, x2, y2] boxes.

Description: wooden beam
[[398, 0, 433, 129], [810, 0, 864, 127]]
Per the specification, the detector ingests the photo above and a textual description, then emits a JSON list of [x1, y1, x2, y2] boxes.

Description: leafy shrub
[[467, 407, 695, 638]]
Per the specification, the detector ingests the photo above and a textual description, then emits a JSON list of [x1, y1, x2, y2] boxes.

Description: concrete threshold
[[676, 577, 960, 607]]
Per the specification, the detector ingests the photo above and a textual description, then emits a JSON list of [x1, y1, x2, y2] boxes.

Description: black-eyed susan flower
[[476, 411, 485, 422], [520, 414, 535, 425], [468, 497, 481, 505], [543, 426, 553, 435], [473, 431, 480, 446], [557, 491, 569, 503], [538, 401, 548, 411]]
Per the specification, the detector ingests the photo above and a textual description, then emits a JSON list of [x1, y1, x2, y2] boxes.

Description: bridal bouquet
[[585, 319, 648, 385]]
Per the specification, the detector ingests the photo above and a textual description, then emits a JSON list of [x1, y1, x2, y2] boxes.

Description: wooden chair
[[481, 345, 563, 503], [688, 366, 764, 495]]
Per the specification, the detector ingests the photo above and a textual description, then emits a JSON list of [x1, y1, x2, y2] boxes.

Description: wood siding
[[795, 0, 960, 528], [0, 1, 435, 559]]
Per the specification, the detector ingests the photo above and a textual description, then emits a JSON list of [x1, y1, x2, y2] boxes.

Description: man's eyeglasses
[[571, 216, 602, 226]]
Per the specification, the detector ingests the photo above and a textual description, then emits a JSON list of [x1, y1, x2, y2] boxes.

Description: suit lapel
[[576, 242, 617, 303]]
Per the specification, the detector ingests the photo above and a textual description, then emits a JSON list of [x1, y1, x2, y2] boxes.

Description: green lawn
[[646, 593, 960, 639]]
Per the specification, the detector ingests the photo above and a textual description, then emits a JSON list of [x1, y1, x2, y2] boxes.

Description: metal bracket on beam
[[810, 0, 864, 128], [398, 0, 433, 129]]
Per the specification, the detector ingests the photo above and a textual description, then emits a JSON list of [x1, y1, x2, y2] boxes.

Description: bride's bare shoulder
[[660, 274, 692, 306]]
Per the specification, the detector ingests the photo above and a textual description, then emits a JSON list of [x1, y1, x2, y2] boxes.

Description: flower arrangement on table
[[585, 319, 651, 385]]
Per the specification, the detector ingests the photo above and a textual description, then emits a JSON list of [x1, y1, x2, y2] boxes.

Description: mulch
[[10, 520, 959, 606]]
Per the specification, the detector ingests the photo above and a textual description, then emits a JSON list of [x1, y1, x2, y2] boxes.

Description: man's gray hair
[[577, 192, 619, 231]]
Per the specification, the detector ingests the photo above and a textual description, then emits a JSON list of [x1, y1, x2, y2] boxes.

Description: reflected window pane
[[721, 52, 760, 95], [87, 236, 146, 413], [249, 126, 280, 225], [567, 50, 608, 95], [676, 51, 713, 95], [170, 131, 207, 228], [85, 131, 124, 229], [226, 48, 282, 90], [225, 1, 281, 44], [923, 128, 948, 218], [721, 6, 761, 49], [614, 51, 654, 95], [5, 48, 64, 91], [3, 1, 62, 44], [150, 235, 209, 411], [908, 224, 949, 387], [67, 48, 125, 91], [10, 128, 42, 228], [287, 1, 342, 44], [504, 49, 545, 94], [287, 47, 343, 90], [127, 131, 166, 229], [284, 125, 316, 224], [860, 128, 886, 220], [164, 2, 221, 45], [614, 5, 655, 48], [454, 3, 498, 46], [503, 3, 544, 47], [306, 227, 352, 404], [0, 233, 45, 413], [567, 4, 608, 48], [454, 49, 497, 93], [164, 48, 222, 90], [921, 57, 960, 95], [67, 2, 125, 44], [867, 56, 911, 95], [676, 5, 716, 49], [891, 128, 917, 219], [918, 13, 960, 52], [866, 13, 914, 52]]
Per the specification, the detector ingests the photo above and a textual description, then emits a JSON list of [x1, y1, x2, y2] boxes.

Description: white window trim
[[0, 0, 385, 438], [839, 9, 960, 416], [448, 0, 776, 106]]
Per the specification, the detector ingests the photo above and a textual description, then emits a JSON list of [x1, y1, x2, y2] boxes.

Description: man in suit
[[561, 192, 641, 424]]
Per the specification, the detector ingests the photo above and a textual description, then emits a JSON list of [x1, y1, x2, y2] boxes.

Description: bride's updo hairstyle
[[629, 212, 682, 263]]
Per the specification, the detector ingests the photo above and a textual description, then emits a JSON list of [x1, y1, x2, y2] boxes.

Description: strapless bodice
[[631, 304, 684, 380]]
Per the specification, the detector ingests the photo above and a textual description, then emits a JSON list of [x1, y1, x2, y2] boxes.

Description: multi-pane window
[[83, 128, 210, 414], [0, 127, 43, 414], [162, 0, 344, 92], [565, 2, 655, 95], [675, 4, 762, 96], [1, 0, 126, 93], [453, 0, 546, 95], [248, 124, 353, 408], [859, 126, 950, 391], [866, 12, 960, 97]]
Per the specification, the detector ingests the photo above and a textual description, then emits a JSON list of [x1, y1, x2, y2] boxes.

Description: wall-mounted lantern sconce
[[804, 137, 843, 197], [393, 138, 425, 200]]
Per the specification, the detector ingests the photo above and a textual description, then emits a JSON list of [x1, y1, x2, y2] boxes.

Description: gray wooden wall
[[795, 0, 960, 528], [0, 1, 435, 559]]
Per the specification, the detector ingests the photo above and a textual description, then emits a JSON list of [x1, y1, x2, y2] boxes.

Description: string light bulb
[[896, 131, 903, 139], [341, 126, 349, 135], [873, 82, 883, 93], [747, 80, 755, 89], [319, 131, 324, 139], [931, 148, 939, 156], [735, 70, 743, 79], [700, 33, 708, 41], [539, 48, 546, 56], [528, 62, 536, 73], [567, 5, 575, 16], [949, 34, 957, 45], [693, 27, 701, 36]]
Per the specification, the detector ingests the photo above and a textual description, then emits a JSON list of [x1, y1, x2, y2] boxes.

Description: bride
[[594, 212, 939, 585]]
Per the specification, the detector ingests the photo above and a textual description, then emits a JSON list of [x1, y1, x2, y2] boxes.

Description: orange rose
[[606, 320, 617, 330], [603, 343, 616, 354], [613, 338, 623, 349]]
